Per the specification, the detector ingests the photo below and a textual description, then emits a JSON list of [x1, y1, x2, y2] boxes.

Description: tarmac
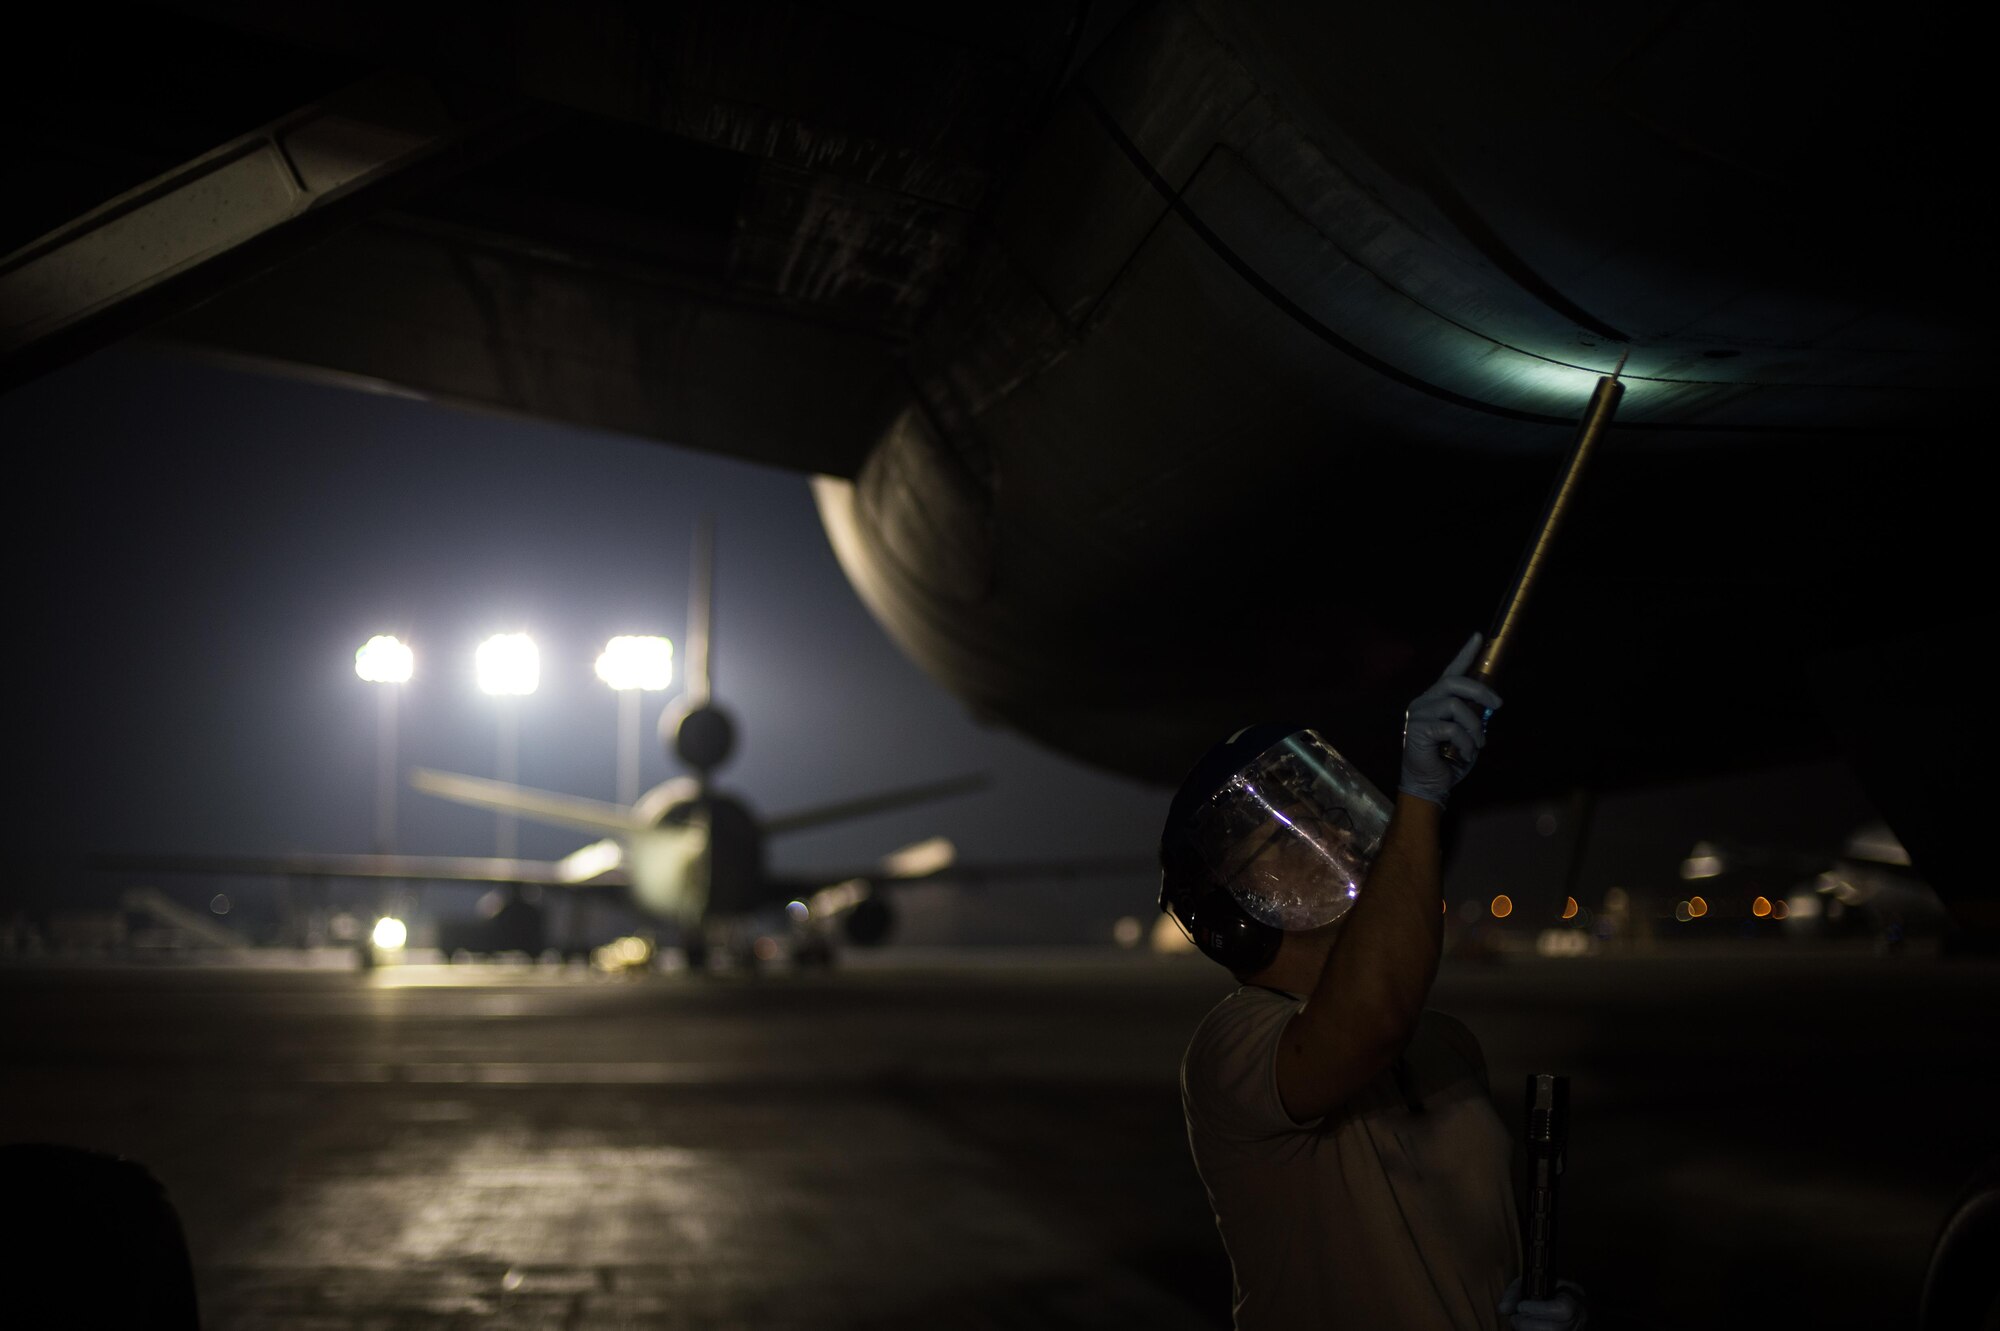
[[2, 947, 1995, 1329]]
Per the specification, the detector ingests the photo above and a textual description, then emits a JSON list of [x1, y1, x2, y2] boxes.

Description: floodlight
[[355, 635, 414, 684], [476, 633, 540, 696], [595, 635, 673, 692]]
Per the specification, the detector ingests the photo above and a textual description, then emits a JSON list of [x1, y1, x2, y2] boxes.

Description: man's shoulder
[[1182, 985, 1318, 1138], [1190, 985, 1298, 1040], [1183, 987, 1298, 1080]]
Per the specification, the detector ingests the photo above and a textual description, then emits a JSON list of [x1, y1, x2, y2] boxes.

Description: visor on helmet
[[1182, 729, 1391, 930]]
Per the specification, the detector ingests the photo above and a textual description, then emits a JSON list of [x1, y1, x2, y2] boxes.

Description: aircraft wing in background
[[761, 774, 990, 837], [776, 852, 1156, 893], [89, 848, 629, 888], [771, 841, 1157, 947]]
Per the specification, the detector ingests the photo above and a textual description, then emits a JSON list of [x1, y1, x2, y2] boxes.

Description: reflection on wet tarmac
[[1, 953, 1994, 1329]]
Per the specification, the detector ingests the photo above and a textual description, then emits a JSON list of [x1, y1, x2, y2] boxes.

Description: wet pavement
[[2, 949, 1995, 1329]]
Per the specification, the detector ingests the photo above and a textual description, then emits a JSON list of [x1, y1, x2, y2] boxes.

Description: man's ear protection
[[1159, 833, 1283, 975]]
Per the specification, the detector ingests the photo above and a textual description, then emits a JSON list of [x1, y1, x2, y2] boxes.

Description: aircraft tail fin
[[684, 514, 714, 707]]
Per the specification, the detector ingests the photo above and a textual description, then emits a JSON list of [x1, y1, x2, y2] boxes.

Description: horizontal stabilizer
[[763, 773, 990, 837], [410, 769, 640, 835], [90, 850, 629, 889]]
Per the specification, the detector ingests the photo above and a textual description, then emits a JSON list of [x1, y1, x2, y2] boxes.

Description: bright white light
[[595, 635, 673, 692], [355, 635, 414, 684], [371, 916, 408, 950], [476, 633, 539, 696]]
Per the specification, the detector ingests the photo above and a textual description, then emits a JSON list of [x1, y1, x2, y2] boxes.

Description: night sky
[[16, 345, 1883, 942]]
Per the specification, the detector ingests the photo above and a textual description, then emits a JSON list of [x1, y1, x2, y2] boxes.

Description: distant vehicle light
[[1561, 896, 1578, 920], [1490, 895, 1513, 919], [786, 900, 810, 923], [1771, 900, 1790, 920], [594, 635, 673, 692], [371, 916, 408, 950], [752, 936, 781, 962], [1674, 900, 1692, 923], [476, 633, 539, 696], [1786, 894, 1821, 920], [1112, 916, 1143, 947], [1751, 895, 1772, 918], [1687, 895, 1709, 918], [355, 634, 414, 684], [209, 894, 230, 915]]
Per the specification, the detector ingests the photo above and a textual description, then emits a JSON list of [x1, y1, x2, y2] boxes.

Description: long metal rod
[[1475, 356, 1628, 685], [1439, 358, 1626, 767]]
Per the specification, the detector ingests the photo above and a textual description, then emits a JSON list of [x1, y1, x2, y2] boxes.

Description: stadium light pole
[[594, 635, 673, 805], [475, 633, 539, 857], [354, 635, 414, 854]]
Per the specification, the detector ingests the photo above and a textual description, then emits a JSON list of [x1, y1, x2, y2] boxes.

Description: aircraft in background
[[95, 524, 1145, 967], [1670, 824, 1953, 949]]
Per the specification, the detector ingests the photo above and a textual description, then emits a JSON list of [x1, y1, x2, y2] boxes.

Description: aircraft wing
[[775, 855, 1155, 893], [90, 850, 629, 888], [409, 769, 641, 836], [761, 774, 990, 836], [912, 856, 1157, 886]]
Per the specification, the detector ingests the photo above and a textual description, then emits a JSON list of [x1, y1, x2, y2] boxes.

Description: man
[[1161, 634, 1585, 1330]]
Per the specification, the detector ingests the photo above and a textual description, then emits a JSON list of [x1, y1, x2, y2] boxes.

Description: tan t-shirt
[[1181, 986, 1520, 1330]]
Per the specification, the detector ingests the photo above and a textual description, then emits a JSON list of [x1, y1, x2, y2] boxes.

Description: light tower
[[595, 635, 673, 805], [475, 632, 538, 857], [353, 634, 413, 854]]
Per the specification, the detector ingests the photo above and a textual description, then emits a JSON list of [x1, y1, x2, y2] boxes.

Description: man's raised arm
[[1275, 633, 1500, 1122]]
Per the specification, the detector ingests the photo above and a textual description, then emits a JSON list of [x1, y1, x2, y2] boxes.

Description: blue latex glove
[[1498, 1275, 1588, 1331], [1397, 632, 1503, 806]]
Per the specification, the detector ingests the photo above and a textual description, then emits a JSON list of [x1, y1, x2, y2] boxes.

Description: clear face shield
[[1184, 730, 1392, 931]]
